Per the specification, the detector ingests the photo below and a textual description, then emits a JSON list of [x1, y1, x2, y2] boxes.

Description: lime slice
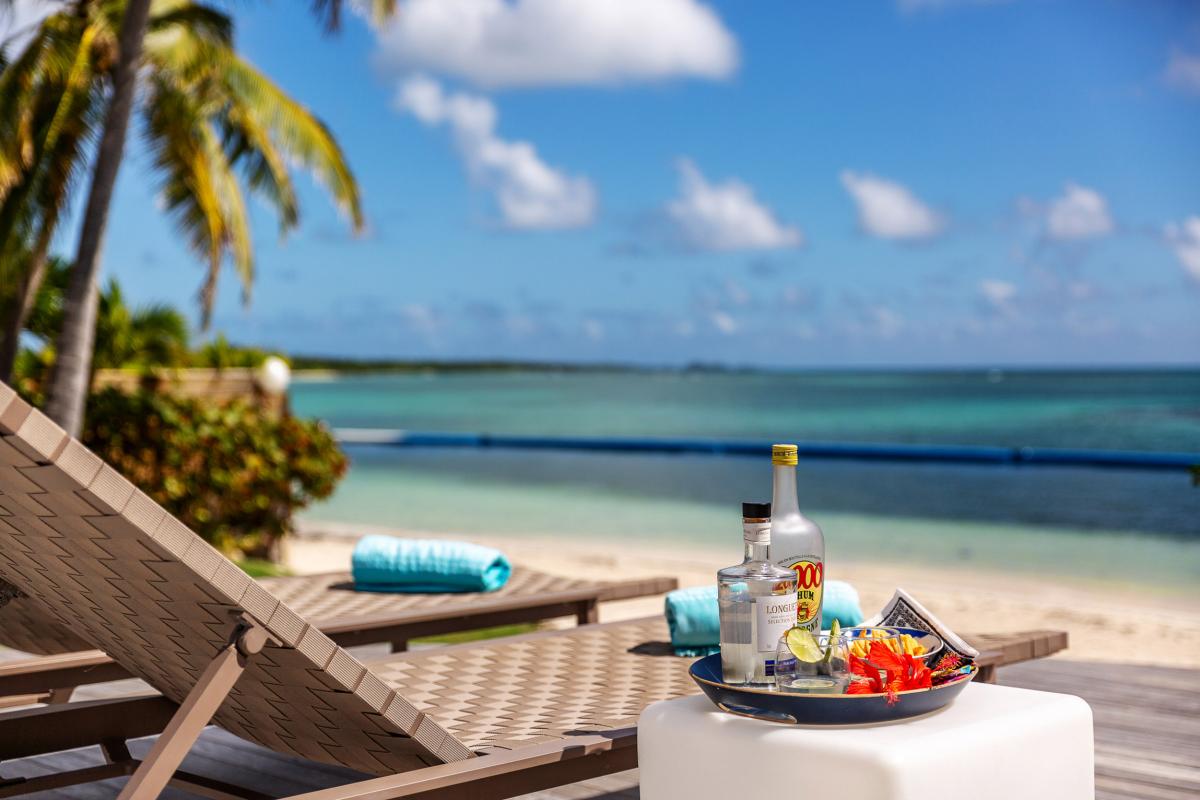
[[786, 627, 823, 663], [822, 619, 841, 665]]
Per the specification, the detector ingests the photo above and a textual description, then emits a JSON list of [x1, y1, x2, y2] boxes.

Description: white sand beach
[[290, 520, 1200, 669]]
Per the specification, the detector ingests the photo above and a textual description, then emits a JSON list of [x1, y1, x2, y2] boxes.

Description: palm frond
[[221, 104, 299, 232], [0, 25, 100, 294], [147, 1, 232, 45], [309, 0, 396, 33], [142, 75, 227, 321], [0, 22, 52, 197], [221, 55, 363, 232], [203, 114, 253, 312], [142, 71, 256, 328]]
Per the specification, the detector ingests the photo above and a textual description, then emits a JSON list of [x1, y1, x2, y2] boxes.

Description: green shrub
[[190, 333, 283, 369], [82, 388, 347, 559]]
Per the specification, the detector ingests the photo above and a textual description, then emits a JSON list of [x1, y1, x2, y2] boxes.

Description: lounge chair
[[0, 561, 676, 706], [0, 385, 1067, 799]]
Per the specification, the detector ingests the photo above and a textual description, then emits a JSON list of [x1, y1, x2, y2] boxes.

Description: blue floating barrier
[[334, 429, 1199, 473]]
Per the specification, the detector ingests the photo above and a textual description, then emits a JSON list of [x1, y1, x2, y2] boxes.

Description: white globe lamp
[[258, 356, 291, 396]]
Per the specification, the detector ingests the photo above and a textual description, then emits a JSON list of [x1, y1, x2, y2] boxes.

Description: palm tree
[[41, 0, 152, 434], [19, 258, 188, 377], [0, 6, 108, 380], [0, 0, 393, 433], [94, 280, 190, 371]]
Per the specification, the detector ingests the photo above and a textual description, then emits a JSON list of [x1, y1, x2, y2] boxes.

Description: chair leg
[[101, 738, 133, 763], [575, 600, 599, 625], [116, 620, 270, 800], [115, 643, 246, 800], [46, 686, 74, 704]]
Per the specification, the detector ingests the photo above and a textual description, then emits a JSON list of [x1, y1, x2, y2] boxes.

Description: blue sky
[[8, 0, 1200, 366]]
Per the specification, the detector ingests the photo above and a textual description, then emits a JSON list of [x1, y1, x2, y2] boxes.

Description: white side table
[[639, 683, 1093, 800]]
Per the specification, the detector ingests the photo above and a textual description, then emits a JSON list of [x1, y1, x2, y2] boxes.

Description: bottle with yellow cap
[[769, 444, 825, 634]]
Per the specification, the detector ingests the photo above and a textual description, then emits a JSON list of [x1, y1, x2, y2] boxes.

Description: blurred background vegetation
[[0, 0, 371, 562], [9, 263, 348, 561]]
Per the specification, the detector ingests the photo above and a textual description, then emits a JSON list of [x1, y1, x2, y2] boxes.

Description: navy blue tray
[[689, 653, 975, 725]]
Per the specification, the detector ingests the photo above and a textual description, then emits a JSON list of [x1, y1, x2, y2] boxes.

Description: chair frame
[[0, 614, 640, 800]]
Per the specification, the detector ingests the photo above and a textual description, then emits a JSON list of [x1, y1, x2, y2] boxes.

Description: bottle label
[[742, 520, 771, 545], [782, 557, 823, 628], [754, 593, 798, 652]]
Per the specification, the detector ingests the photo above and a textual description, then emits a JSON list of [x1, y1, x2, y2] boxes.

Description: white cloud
[[839, 171, 944, 240], [399, 303, 443, 339], [1066, 280, 1097, 300], [871, 307, 904, 339], [1045, 183, 1113, 241], [667, 159, 803, 251], [979, 279, 1017, 311], [504, 313, 537, 336], [710, 310, 738, 335], [1165, 50, 1200, 95], [373, 0, 737, 90], [1164, 216, 1200, 283], [397, 75, 596, 229], [581, 319, 605, 341], [723, 278, 751, 306], [0, 0, 55, 57]]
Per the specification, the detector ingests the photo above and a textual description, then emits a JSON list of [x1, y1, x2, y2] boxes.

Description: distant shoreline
[[289, 357, 1200, 377]]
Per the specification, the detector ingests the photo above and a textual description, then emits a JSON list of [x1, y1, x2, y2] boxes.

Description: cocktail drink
[[774, 625, 850, 694]]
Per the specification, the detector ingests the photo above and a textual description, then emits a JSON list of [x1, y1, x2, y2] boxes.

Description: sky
[[4, 0, 1200, 367]]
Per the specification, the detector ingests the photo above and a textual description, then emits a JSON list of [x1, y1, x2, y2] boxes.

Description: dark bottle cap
[[742, 501, 771, 519]]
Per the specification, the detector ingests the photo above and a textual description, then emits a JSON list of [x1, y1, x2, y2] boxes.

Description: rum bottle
[[768, 444, 826, 634]]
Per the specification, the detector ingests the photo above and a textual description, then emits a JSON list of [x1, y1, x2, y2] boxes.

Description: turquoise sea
[[294, 369, 1200, 593]]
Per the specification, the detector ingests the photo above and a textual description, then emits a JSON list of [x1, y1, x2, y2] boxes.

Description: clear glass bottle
[[718, 502, 799, 686], [768, 444, 826, 634]]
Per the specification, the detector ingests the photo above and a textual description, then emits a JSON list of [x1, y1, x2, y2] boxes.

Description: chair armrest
[[0, 649, 130, 696]]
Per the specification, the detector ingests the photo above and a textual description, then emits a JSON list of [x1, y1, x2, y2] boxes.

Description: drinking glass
[[773, 632, 851, 694]]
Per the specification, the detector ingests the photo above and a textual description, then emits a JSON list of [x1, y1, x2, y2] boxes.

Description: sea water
[[293, 369, 1200, 592]]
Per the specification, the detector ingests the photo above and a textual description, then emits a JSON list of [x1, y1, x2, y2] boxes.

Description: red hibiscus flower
[[846, 641, 932, 705]]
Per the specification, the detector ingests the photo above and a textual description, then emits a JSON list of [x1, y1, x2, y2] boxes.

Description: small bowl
[[842, 626, 943, 663]]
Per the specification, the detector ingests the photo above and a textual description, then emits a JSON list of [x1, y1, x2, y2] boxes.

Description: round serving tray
[[689, 653, 975, 725]]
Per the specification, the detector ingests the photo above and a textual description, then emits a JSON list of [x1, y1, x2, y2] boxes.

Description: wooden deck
[[1, 657, 1196, 799]]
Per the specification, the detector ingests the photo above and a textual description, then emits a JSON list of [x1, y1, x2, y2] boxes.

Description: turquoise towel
[[664, 580, 865, 656], [665, 585, 721, 657], [822, 579, 865, 629], [351, 535, 512, 593]]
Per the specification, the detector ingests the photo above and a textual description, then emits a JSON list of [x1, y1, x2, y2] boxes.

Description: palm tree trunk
[[0, 240, 51, 383], [44, 0, 153, 435]]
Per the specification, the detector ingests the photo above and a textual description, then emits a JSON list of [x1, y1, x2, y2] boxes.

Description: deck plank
[[0, 658, 1195, 799]]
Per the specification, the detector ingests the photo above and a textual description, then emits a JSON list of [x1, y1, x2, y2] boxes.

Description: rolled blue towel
[[351, 535, 512, 593], [664, 580, 865, 656], [822, 580, 865, 629], [662, 585, 715, 652], [665, 585, 721, 657]]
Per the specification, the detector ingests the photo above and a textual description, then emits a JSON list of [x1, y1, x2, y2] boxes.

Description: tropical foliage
[[10, 268, 346, 560], [11, 265, 282, 401], [13, 270, 190, 403], [0, 0, 366, 395], [191, 333, 281, 369], [83, 387, 347, 558]]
